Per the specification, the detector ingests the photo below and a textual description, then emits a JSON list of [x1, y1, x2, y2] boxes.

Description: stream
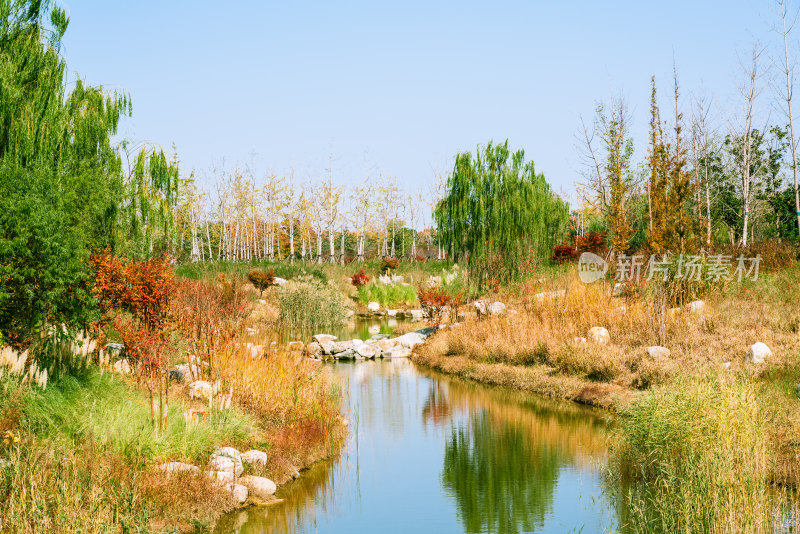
[[215, 354, 624, 533]]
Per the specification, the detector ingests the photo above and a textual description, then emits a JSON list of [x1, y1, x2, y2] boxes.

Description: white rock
[[395, 332, 426, 349], [385, 346, 412, 358], [351, 338, 364, 346], [488, 301, 507, 315], [319, 339, 338, 355], [474, 300, 489, 315], [287, 341, 304, 351], [387, 309, 398, 317], [588, 327, 610, 345], [239, 475, 277, 498], [367, 301, 381, 312], [273, 277, 287, 286], [355, 345, 377, 358], [210, 447, 243, 477], [229, 483, 249, 504], [241, 450, 268, 466], [368, 325, 381, 335], [746, 342, 772, 364], [723, 362, 732, 369], [645, 346, 671, 360], [158, 462, 199, 474], [687, 300, 706, 314], [313, 334, 337, 344], [112, 359, 132, 374], [534, 290, 566, 303], [188, 380, 214, 400], [573, 337, 587, 344], [409, 309, 424, 321]]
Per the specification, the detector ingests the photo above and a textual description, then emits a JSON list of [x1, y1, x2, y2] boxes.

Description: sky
[[60, 0, 782, 211]]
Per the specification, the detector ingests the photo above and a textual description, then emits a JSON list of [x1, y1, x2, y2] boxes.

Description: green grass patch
[[357, 282, 417, 307], [11, 370, 255, 464]]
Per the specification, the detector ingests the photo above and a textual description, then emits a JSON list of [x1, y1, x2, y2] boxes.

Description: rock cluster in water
[[306, 327, 436, 361]]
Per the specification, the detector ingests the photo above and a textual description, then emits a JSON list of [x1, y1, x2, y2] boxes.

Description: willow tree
[[435, 140, 569, 289]]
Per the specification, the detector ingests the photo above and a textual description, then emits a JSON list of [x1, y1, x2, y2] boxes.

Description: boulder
[[355, 345, 377, 358], [273, 277, 287, 286], [376, 338, 398, 352], [369, 333, 390, 341], [336, 349, 356, 360], [168, 369, 185, 382], [367, 302, 380, 312], [645, 346, 671, 360], [385, 346, 412, 358], [239, 475, 277, 498], [395, 332, 426, 349], [333, 340, 353, 352], [319, 340, 338, 355], [210, 447, 243, 477], [287, 341, 304, 351], [474, 301, 489, 315], [409, 309, 424, 321], [351, 338, 364, 346], [105, 342, 125, 355], [306, 342, 322, 356], [313, 334, 337, 344], [112, 359, 132, 375], [488, 302, 507, 315], [229, 483, 249, 505], [158, 462, 199, 474], [241, 450, 268, 466], [188, 380, 214, 400], [588, 327, 610, 345], [386, 309, 398, 317], [746, 342, 772, 364], [687, 300, 706, 314]]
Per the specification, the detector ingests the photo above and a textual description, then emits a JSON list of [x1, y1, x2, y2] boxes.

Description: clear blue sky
[[61, 0, 776, 206]]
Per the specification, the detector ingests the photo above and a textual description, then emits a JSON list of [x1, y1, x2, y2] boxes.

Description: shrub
[[418, 286, 462, 326], [379, 256, 400, 274], [552, 243, 579, 264], [575, 231, 607, 254], [247, 269, 275, 296], [350, 269, 370, 287], [278, 277, 347, 335]]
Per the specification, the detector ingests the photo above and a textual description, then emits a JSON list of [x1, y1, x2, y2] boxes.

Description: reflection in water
[[217, 360, 619, 534], [443, 412, 564, 534]]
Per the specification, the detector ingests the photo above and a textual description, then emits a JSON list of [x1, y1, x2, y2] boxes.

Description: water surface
[[217, 358, 622, 533]]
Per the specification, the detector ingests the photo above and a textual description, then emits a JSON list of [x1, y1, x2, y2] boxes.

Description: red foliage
[[350, 269, 370, 287], [417, 286, 463, 326], [575, 232, 607, 254], [90, 251, 176, 374], [552, 243, 579, 264], [379, 256, 400, 274]]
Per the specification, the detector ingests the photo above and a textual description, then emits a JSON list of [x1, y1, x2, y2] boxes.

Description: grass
[[0, 370, 250, 532], [610, 371, 781, 533], [356, 282, 417, 307]]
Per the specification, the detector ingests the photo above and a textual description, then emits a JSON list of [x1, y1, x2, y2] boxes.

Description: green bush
[[357, 283, 417, 307], [278, 276, 347, 335]]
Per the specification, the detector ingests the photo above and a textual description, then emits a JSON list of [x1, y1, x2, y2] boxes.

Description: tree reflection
[[442, 412, 566, 534]]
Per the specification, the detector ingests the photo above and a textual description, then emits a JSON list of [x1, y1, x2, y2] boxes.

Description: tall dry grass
[[611, 371, 787, 534]]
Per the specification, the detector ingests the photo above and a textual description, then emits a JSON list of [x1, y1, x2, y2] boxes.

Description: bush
[[418, 286, 462, 326], [247, 269, 275, 295], [278, 277, 347, 335], [575, 231, 607, 254], [350, 269, 370, 287], [552, 243, 578, 264], [379, 256, 400, 274]]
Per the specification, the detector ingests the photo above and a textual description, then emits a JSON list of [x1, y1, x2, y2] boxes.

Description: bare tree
[[692, 95, 714, 246], [733, 46, 767, 247], [772, 0, 800, 239]]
